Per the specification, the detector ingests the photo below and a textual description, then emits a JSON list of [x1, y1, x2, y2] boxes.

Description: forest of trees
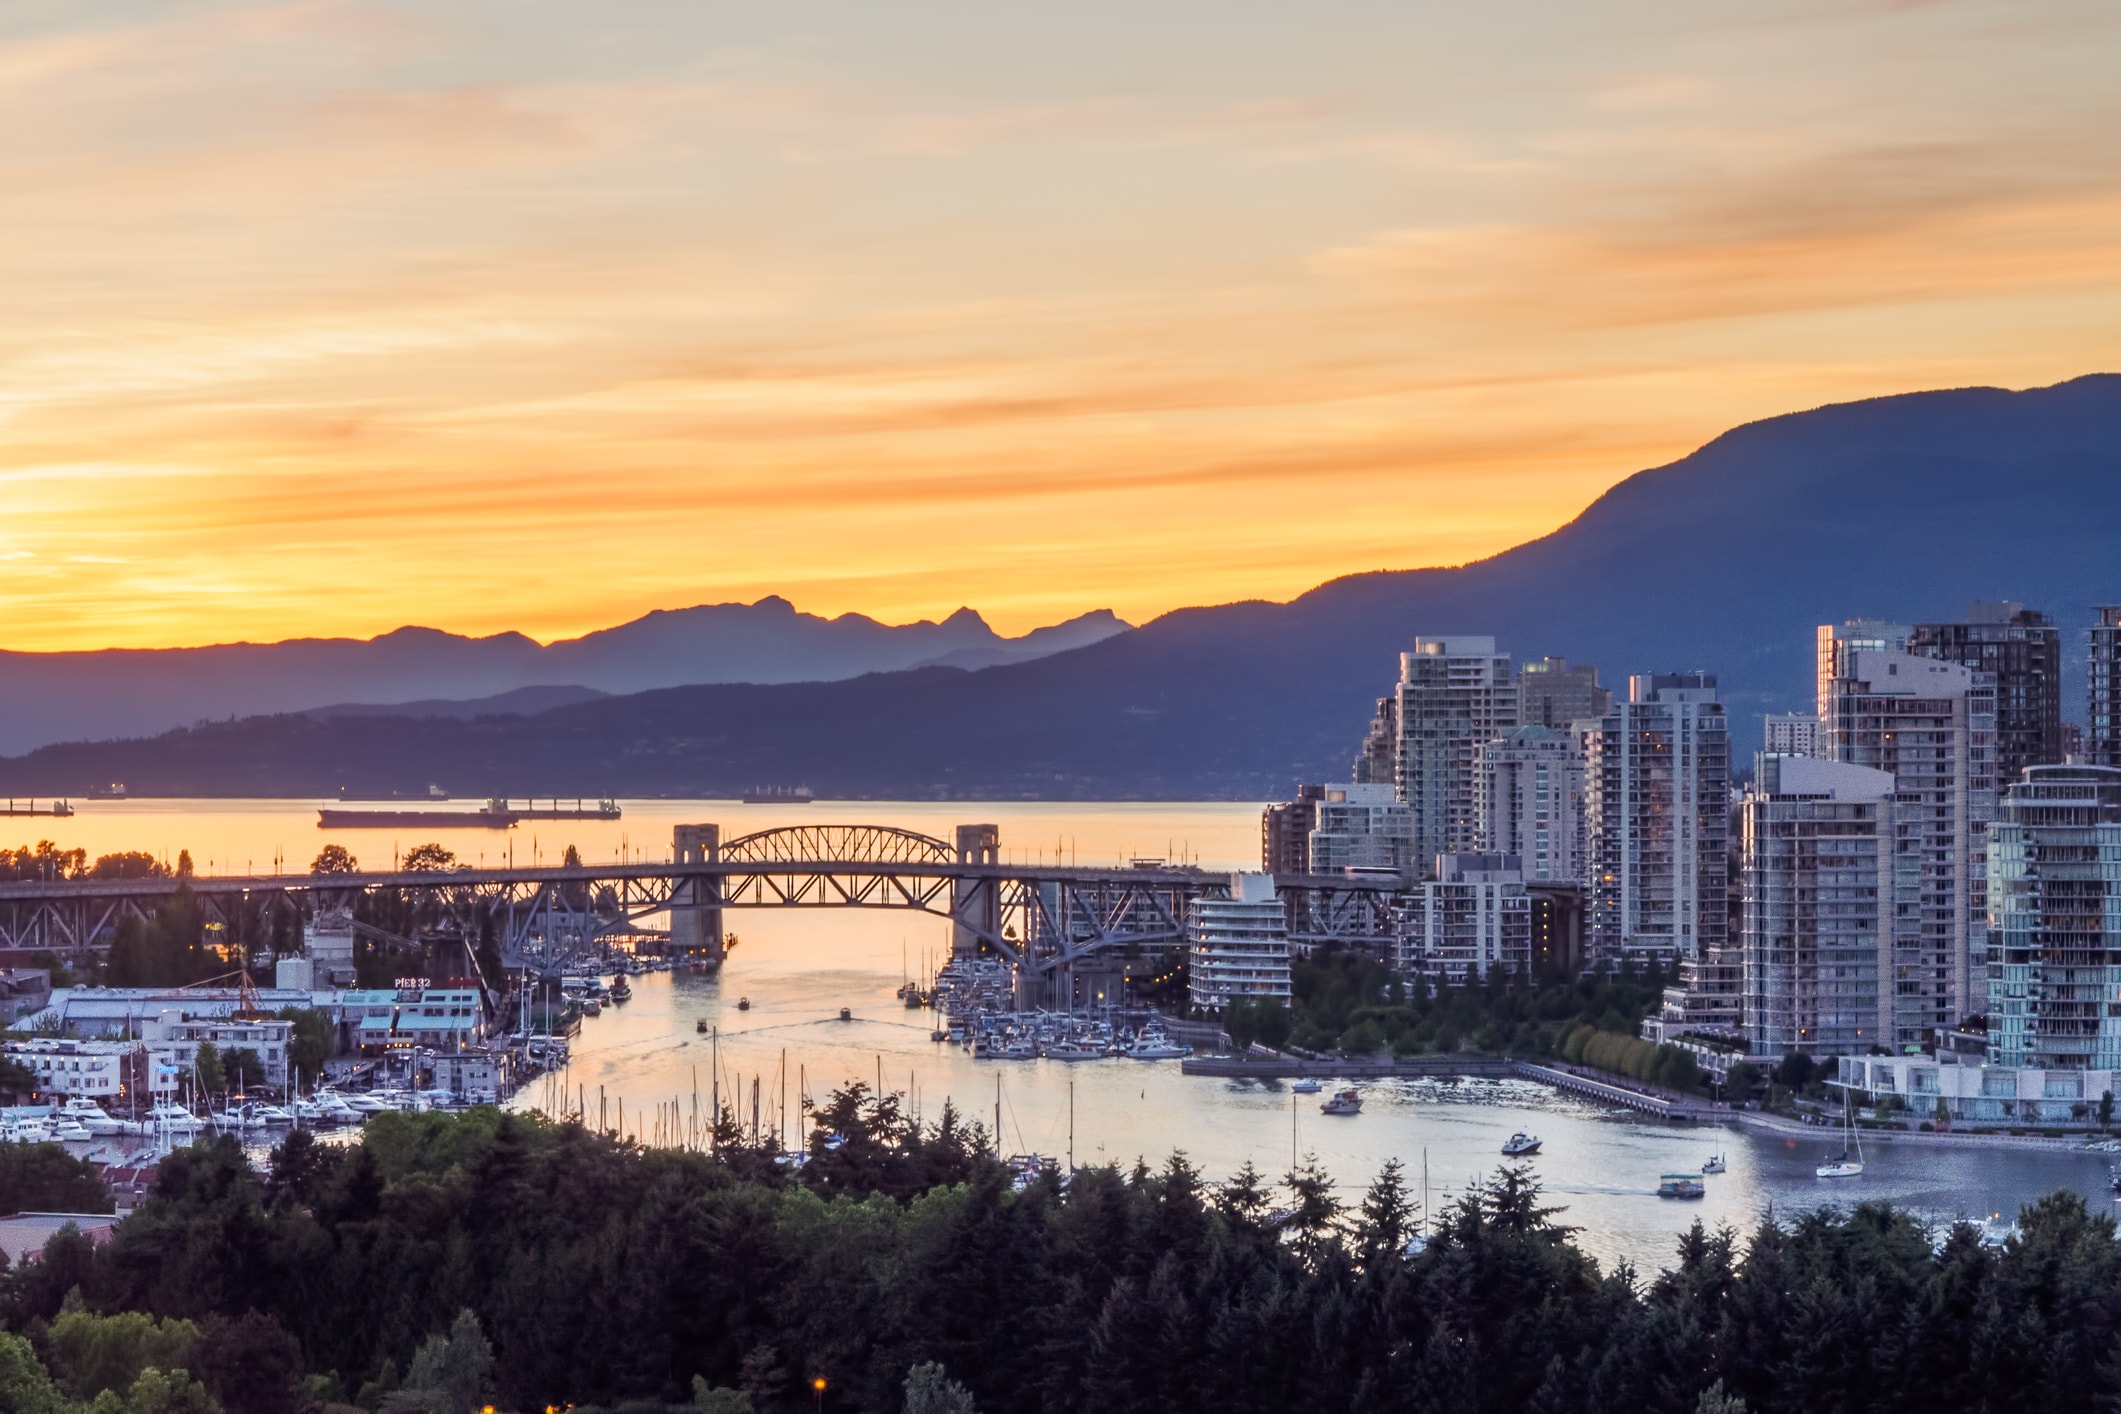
[[4, 1097, 2121, 1414]]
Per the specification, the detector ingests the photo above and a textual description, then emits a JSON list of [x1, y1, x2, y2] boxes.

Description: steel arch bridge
[[0, 821, 1401, 981], [719, 824, 956, 866]]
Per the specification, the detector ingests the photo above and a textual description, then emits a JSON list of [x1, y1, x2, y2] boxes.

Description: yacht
[[246, 1103, 295, 1127], [147, 1103, 202, 1135], [1126, 1035, 1191, 1060], [1501, 1132, 1542, 1157], [1816, 1093, 1865, 1178], [1043, 1039, 1105, 1062], [52, 1118, 93, 1142], [344, 1092, 395, 1115], [1290, 1078, 1323, 1094], [1320, 1088, 1363, 1115], [60, 1098, 141, 1137], [1657, 1173, 1707, 1200], [1701, 1154, 1727, 1175]]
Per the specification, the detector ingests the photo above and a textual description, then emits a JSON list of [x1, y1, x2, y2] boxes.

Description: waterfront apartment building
[[1583, 674, 1730, 966], [1400, 853, 1532, 983], [1817, 619, 1910, 719], [1836, 1052, 2120, 1128], [1307, 783, 1417, 877], [1395, 637, 1517, 874], [1986, 766, 2121, 1072], [1739, 756, 1898, 1058], [1261, 785, 1326, 876], [1824, 650, 1996, 1042], [1910, 602, 2063, 786], [2092, 608, 2121, 768], [1517, 657, 1611, 731], [1763, 714, 1824, 759], [1476, 725, 1585, 884], [1187, 873, 1291, 1013]]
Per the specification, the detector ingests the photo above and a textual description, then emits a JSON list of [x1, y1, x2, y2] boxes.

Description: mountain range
[[3, 374, 2117, 800], [0, 600, 1129, 755]]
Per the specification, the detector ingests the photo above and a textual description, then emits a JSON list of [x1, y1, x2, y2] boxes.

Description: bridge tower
[[669, 824, 725, 968], [950, 823, 1000, 959]]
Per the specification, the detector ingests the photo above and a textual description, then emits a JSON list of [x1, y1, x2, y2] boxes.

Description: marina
[[8, 797, 2121, 1270]]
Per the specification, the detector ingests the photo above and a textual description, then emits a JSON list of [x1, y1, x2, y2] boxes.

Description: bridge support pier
[[950, 824, 1000, 959], [670, 824, 725, 968]]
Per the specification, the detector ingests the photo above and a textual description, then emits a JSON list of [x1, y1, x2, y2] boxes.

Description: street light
[[813, 1376, 827, 1412]]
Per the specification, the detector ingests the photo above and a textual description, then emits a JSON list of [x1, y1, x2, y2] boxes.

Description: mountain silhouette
[[0, 600, 1129, 754], [4, 375, 2116, 798]]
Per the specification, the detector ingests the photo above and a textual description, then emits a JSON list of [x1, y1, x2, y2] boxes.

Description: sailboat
[[1816, 1091, 1865, 1178]]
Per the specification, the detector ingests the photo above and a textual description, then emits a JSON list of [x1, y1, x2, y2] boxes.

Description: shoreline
[[1186, 1053, 2121, 1156]]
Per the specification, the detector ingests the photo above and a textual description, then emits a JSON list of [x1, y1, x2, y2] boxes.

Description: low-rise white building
[[1835, 1053, 2121, 1127], [141, 1013, 294, 1089], [1187, 873, 1291, 1013], [5, 1038, 139, 1099]]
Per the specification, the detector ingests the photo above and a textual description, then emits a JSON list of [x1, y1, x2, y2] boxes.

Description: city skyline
[[5, 2, 2120, 651]]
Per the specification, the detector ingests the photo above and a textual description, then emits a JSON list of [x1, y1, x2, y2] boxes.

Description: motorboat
[[1501, 1132, 1542, 1156], [1320, 1088, 1363, 1115], [697, 1019, 710, 1034], [737, 997, 751, 1011], [1043, 1040, 1105, 1062], [1126, 1036, 1191, 1060], [147, 1103, 202, 1135], [59, 1098, 142, 1137], [52, 1119, 93, 1142], [1657, 1173, 1707, 1200], [1290, 1078, 1324, 1094], [1701, 1154, 1727, 1175], [838, 1007, 852, 1022], [343, 1092, 395, 1115], [609, 975, 632, 1003]]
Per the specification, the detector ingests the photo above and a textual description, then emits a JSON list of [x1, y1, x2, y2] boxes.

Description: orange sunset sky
[[3, 1, 2118, 651]]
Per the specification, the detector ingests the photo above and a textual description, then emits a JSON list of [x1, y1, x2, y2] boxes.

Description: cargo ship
[[319, 800, 519, 829], [318, 797, 622, 828], [741, 786, 814, 804]]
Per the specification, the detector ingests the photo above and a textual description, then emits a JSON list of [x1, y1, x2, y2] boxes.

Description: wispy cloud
[[0, 0, 2116, 647]]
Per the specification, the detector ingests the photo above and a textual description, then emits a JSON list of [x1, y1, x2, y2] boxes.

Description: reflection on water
[[527, 931, 2121, 1275], [23, 799, 2121, 1272]]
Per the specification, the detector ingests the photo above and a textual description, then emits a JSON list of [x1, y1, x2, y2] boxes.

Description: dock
[[1, 799, 74, 817]]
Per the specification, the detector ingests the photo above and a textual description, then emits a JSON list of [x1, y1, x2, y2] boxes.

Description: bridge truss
[[0, 824, 1400, 980]]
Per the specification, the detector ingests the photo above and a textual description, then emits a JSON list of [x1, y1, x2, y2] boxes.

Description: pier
[[1, 799, 74, 818]]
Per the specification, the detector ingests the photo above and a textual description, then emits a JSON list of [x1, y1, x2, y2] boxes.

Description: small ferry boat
[[609, 975, 632, 1003], [1321, 1088, 1363, 1115], [1501, 1132, 1542, 1156], [1658, 1173, 1707, 1200], [736, 997, 751, 1011], [1291, 1078, 1323, 1094], [1702, 1154, 1727, 1175], [697, 1019, 709, 1034]]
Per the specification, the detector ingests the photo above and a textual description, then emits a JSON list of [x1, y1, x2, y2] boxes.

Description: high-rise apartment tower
[[1910, 602, 2062, 788], [1395, 637, 1517, 875], [1583, 674, 1730, 965], [1823, 650, 1995, 1042]]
